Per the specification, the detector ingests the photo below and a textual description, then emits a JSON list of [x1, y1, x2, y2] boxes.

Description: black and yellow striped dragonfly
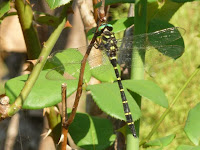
[[46, 23, 185, 138], [96, 23, 138, 137]]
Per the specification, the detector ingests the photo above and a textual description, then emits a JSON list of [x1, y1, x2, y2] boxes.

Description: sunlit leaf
[[5, 70, 78, 109], [46, 0, 71, 9], [184, 102, 200, 145]]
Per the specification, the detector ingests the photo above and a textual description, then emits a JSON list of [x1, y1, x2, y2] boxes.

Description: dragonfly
[[45, 23, 185, 138]]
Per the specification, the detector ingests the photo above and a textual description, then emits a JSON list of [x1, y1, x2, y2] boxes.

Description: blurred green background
[[141, 2, 200, 149], [110, 2, 200, 149]]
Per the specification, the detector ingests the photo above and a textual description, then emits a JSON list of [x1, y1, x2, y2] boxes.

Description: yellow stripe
[[110, 56, 117, 60], [125, 112, 131, 115], [122, 101, 128, 103], [127, 122, 134, 125], [110, 46, 115, 50], [104, 35, 109, 38], [117, 77, 121, 80], [114, 67, 118, 69], [120, 89, 124, 91]]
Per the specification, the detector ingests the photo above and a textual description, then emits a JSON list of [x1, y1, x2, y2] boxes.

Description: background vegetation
[[0, 1, 200, 150]]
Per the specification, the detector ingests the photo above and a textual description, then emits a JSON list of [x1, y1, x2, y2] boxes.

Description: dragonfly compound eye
[[98, 23, 107, 32], [98, 23, 113, 32], [106, 24, 113, 31]]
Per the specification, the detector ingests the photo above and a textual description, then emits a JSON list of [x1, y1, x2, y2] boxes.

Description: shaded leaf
[[148, 19, 185, 59], [69, 112, 116, 150], [147, 1, 183, 23]]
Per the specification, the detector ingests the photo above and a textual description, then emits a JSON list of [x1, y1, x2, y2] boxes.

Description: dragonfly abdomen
[[98, 23, 137, 138]]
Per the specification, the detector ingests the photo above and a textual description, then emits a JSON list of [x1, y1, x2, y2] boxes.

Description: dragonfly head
[[98, 23, 113, 32]]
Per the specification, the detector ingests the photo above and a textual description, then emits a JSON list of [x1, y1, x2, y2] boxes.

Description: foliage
[[0, 0, 200, 149]]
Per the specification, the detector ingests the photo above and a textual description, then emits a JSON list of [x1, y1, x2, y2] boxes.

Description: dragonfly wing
[[116, 27, 185, 50], [46, 48, 91, 82], [147, 27, 185, 46], [88, 49, 119, 82], [154, 45, 184, 59], [117, 45, 184, 69], [46, 63, 83, 81]]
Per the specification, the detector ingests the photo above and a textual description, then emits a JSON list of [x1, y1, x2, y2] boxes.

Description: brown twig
[[93, 0, 99, 22], [64, 0, 106, 130], [99, 0, 106, 22], [61, 83, 68, 150]]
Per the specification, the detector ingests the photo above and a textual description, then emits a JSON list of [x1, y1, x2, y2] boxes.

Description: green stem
[[15, 0, 41, 59], [46, 106, 62, 145], [127, 0, 147, 149], [139, 65, 200, 146], [6, 4, 71, 117]]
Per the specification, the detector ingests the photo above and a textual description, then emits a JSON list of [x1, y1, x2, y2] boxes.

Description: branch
[[61, 83, 68, 150], [64, 0, 106, 130], [15, 0, 41, 59]]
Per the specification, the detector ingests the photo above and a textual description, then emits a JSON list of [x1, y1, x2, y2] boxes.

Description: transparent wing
[[118, 45, 184, 68], [45, 48, 92, 82], [117, 27, 185, 50], [45, 27, 185, 81]]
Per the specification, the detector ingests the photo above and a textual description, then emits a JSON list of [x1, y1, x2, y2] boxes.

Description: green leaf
[[147, 0, 185, 60], [87, 82, 141, 121], [95, 0, 135, 8], [184, 102, 200, 145], [0, 1, 10, 18], [5, 70, 78, 109], [110, 17, 134, 33], [45, 48, 91, 83], [147, 0, 183, 23], [91, 64, 117, 82], [35, 14, 60, 27], [148, 19, 185, 59], [146, 148, 162, 150], [69, 112, 116, 150], [144, 134, 175, 147], [87, 17, 134, 40], [123, 80, 169, 108], [46, 0, 71, 9], [176, 145, 200, 150], [171, 0, 197, 3]]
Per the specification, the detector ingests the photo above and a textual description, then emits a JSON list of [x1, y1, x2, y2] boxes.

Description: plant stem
[[61, 83, 68, 150], [139, 65, 200, 146], [46, 106, 62, 145], [15, 0, 41, 59], [6, 4, 71, 117], [127, 0, 147, 149]]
